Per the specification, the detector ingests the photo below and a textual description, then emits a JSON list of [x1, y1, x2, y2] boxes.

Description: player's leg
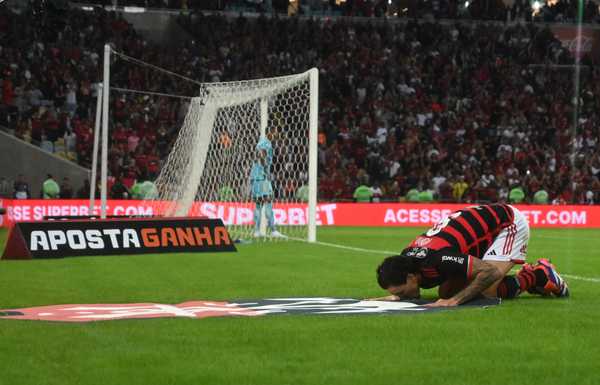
[[525, 258, 570, 297], [482, 261, 515, 298], [262, 180, 284, 237], [482, 206, 568, 298], [265, 201, 276, 232], [482, 206, 530, 299], [253, 195, 263, 237], [437, 260, 514, 299], [264, 196, 274, 232], [438, 260, 515, 299]]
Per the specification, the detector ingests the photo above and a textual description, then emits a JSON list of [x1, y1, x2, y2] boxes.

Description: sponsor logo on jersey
[[519, 244, 528, 254], [415, 237, 432, 246], [406, 247, 428, 259], [442, 255, 465, 264]]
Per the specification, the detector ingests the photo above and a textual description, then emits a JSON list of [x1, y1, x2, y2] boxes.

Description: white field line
[[288, 237, 400, 255], [292, 238, 600, 284], [559, 274, 600, 283], [507, 268, 600, 283]]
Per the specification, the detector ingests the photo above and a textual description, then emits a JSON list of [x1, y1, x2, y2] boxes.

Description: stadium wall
[[1, 200, 599, 228], [0, 131, 90, 199]]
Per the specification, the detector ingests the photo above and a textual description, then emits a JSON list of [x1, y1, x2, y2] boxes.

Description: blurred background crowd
[[1, 0, 599, 204], [78, 0, 600, 24]]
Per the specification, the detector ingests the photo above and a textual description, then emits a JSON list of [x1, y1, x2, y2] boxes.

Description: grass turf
[[0, 226, 599, 385]]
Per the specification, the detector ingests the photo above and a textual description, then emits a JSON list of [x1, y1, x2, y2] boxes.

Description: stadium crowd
[[77, 0, 600, 24], [1, 3, 599, 204]]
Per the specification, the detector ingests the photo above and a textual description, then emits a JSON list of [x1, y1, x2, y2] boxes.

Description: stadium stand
[[0, 3, 599, 202], [74, 0, 600, 24]]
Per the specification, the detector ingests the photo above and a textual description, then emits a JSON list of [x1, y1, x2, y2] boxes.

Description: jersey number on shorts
[[426, 212, 462, 237]]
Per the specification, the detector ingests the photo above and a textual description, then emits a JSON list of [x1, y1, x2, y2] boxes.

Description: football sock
[[515, 267, 539, 292], [515, 266, 548, 293], [533, 269, 548, 287], [496, 267, 551, 299], [265, 202, 274, 231], [496, 276, 520, 299], [254, 203, 263, 232]]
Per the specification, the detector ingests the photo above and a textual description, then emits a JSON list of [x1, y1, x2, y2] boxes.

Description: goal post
[[152, 69, 319, 242], [308, 68, 318, 243], [95, 44, 319, 242]]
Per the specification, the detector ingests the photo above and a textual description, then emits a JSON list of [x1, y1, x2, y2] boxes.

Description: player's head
[[256, 138, 270, 159], [376, 256, 420, 299], [256, 137, 271, 150]]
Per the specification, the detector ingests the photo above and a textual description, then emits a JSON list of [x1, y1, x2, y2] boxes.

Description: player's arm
[[428, 257, 503, 307]]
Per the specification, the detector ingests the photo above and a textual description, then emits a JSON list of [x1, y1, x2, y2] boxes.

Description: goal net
[[152, 69, 319, 242]]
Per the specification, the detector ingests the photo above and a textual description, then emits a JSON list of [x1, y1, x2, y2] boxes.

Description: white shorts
[[482, 206, 529, 264]]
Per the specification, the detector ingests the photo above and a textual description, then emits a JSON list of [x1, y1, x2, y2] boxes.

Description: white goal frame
[[92, 44, 318, 242]]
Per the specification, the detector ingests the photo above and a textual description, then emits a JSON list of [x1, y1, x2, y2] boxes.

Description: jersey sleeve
[[430, 252, 475, 281], [256, 138, 273, 177]]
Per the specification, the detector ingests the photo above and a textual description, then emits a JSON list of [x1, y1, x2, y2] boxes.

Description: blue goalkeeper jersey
[[250, 138, 273, 182]]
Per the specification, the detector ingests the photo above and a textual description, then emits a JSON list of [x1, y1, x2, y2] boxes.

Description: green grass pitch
[[1, 226, 599, 385]]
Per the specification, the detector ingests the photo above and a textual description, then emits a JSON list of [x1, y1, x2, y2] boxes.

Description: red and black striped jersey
[[408, 204, 514, 259], [400, 247, 476, 289], [401, 204, 515, 288]]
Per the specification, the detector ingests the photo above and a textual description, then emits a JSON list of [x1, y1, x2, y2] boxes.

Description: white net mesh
[[153, 70, 316, 241]]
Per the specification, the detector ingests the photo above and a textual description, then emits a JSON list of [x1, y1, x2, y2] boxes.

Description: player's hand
[[424, 298, 460, 307]]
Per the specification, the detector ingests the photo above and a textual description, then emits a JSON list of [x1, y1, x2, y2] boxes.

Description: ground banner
[[0, 297, 500, 322], [1, 200, 598, 228], [1, 217, 236, 259]]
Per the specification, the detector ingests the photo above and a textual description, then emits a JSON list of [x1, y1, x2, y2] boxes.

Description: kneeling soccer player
[[373, 203, 569, 307]]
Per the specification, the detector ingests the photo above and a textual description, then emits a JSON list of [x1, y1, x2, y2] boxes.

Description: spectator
[[353, 183, 373, 203], [64, 83, 77, 117], [218, 185, 235, 202], [13, 174, 31, 199], [76, 179, 92, 199], [64, 128, 77, 154], [509, 186, 526, 204], [295, 184, 309, 203], [60, 177, 74, 199], [42, 174, 60, 199], [533, 189, 549, 204], [2, 5, 600, 206], [371, 182, 383, 203], [131, 173, 158, 199], [418, 186, 435, 202], [452, 175, 469, 202], [110, 175, 130, 199], [406, 188, 420, 202]]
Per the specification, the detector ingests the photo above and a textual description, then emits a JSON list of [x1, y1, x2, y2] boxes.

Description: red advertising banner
[[0, 200, 599, 228]]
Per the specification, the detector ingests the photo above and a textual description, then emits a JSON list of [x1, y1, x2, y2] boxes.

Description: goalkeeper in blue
[[250, 137, 284, 238]]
